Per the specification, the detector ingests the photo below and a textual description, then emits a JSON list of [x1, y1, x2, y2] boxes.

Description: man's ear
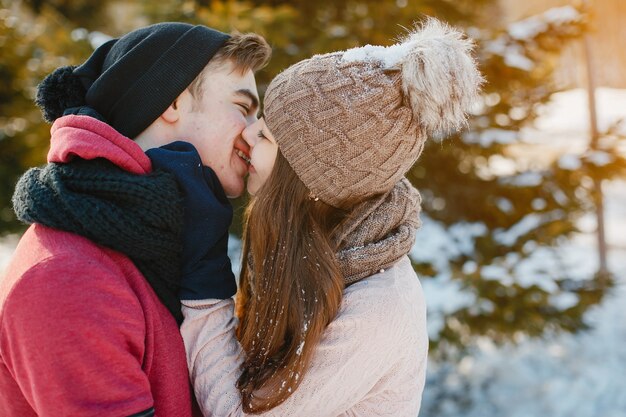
[[161, 97, 180, 123]]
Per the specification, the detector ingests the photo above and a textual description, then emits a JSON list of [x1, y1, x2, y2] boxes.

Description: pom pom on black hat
[[35, 66, 87, 123]]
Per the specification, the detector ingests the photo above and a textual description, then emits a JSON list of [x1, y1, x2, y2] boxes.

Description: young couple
[[0, 19, 481, 417]]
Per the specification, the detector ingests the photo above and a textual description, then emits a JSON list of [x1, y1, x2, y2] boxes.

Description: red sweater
[[0, 115, 198, 416]]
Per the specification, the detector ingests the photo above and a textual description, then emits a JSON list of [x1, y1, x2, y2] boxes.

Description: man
[[0, 22, 270, 416]]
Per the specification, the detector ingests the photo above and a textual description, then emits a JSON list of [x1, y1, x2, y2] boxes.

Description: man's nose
[[246, 113, 259, 126]]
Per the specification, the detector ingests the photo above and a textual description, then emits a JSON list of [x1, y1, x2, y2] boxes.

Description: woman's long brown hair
[[235, 151, 347, 413]]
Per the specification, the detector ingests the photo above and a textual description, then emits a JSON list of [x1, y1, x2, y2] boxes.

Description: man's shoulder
[[18, 223, 113, 260], [1, 224, 138, 314]]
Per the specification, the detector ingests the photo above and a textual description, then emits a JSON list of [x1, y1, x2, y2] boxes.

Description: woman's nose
[[242, 122, 259, 148]]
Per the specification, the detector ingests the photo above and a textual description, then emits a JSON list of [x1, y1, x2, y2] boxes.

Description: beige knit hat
[[264, 18, 483, 208]]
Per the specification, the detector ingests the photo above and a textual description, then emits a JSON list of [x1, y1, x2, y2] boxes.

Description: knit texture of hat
[[263, 18, 483, 208], [36, 22, 229, 138]]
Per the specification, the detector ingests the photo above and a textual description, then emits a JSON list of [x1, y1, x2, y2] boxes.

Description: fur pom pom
[[398, 18, 483, 135], [341, 18, 483, 136], [35, 66, 86, 123]]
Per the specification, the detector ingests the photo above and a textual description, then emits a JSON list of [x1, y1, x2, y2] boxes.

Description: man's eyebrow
[[235, 89, 259, 113]]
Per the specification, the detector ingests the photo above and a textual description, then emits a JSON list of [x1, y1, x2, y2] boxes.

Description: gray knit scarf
[[12, 157, 185, 322], [334, 178, 421, 285]]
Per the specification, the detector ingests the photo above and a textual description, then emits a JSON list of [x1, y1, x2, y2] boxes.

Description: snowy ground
[[1, 89, 624, 416], [420, 180, 626, 417]]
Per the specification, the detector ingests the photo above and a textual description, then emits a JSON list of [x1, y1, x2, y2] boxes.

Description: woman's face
[[242, 118, 279, 195]]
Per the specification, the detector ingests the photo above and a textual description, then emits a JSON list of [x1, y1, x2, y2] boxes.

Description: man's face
[[177, 61, 258, 197]]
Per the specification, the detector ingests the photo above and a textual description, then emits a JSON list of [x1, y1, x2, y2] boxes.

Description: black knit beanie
[[36, 22, 230, 138]]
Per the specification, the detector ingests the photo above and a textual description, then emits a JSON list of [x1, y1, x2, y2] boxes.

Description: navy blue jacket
[[147, 141, 236, 300]]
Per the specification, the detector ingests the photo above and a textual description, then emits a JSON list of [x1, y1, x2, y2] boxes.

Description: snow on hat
[[263, 18, 483, 208], [36, 22, 230, 138]]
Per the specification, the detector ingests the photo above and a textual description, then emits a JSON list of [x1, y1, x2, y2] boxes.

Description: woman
[[180, 18, 482, 416]]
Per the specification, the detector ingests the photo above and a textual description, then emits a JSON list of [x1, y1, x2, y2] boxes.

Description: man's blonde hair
[[188, 32, 272, 100]]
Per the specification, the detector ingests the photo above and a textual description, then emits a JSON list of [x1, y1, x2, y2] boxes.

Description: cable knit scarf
[[334, 178, 422, 285], [12, 157, 185, 322]]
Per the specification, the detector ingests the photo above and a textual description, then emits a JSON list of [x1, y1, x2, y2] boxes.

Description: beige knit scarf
[[334, 178, 421, 285], [244, 179, 421, 288]]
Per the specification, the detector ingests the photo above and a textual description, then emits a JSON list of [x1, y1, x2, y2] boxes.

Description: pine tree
[[0, 0, 99, 235], [408, 5, 626, 350]]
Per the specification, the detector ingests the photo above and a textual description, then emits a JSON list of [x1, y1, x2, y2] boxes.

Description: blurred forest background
[[2, 1, 626, 414]]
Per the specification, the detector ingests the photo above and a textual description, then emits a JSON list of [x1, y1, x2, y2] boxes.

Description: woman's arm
[[181, 298, 244, 415]]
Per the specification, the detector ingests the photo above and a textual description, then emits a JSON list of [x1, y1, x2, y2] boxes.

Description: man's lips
[[236, 149, 251, 165], [234, 140, 251, 161]]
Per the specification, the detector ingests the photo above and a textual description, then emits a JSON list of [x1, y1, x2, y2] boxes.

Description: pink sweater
[[0, 115, 197, 416], [181, 256, 428, 417]]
